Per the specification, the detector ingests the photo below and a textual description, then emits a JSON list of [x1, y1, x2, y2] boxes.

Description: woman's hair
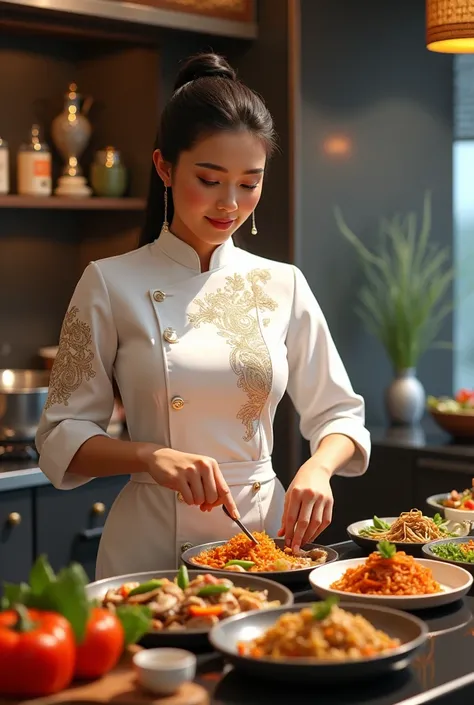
[[139, 52, 276, 247]]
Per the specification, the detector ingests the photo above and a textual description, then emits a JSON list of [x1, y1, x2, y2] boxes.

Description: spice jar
[[17, 124, 52, 196], [0, 138, 9, 194], [90, 146, 127, 198]]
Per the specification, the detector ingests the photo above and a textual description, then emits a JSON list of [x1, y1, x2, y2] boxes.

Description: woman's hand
[[277, 462, 333, 552], [142, 446, 240, 519]]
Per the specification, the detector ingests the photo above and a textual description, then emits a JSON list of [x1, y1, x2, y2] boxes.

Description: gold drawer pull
[[7, 512, 21, 526], [92, 502, 106, 516]]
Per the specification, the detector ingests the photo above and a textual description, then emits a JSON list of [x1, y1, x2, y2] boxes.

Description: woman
[[36, 53, 370, 580]]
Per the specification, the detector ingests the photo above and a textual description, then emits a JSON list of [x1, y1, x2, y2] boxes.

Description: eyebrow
[[195, 162, 264, 175]]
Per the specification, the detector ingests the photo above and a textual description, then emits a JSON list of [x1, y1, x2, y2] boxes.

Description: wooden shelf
[[0, 195, 146, 210]]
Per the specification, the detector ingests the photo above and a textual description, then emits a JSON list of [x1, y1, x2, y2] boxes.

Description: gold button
[[163, 327, 178, 344], [177, 492, 185, 502], [153, 290, 166, 302], [181, 542, 193, 553], [252, 481, 261, 493], [171, 396, 185, 411]]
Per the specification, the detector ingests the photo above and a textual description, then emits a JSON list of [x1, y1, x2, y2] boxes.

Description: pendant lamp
[[427, 0, 474, 53]]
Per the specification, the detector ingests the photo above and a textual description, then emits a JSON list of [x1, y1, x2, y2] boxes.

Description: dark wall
[[298, 0, 454, 427]]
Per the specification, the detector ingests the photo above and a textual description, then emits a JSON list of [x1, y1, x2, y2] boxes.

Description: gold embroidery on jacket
[[44, 306, 96, 410], [188, 269, 277, 441]]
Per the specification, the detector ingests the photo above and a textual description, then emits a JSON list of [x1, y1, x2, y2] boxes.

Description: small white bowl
[[133, 648, 197, 695]]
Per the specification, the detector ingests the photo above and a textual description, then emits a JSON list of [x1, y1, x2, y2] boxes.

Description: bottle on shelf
[[0, 138, 9, 195], [17, 124, 52, 197]]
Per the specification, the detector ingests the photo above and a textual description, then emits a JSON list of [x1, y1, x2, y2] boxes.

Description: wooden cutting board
[[0, 646, 209, 705]]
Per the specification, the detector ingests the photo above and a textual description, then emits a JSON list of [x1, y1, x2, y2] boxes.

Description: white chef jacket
[[36, 228, 370, 579]]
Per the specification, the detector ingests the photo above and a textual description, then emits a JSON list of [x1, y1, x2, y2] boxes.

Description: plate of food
[[427, 392, 474, 438], [309, 540, 473, 609], [180, 532, 339, 586], [86, 567, 293, 648], [208, 597, 428, 682], [347, 508, 470, 555], [422, 536, 474, 576], [427, 482, 474, 523]]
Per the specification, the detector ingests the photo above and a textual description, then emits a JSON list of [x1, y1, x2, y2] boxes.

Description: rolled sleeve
[[286, 266, 371, 477], [36, 262, 117, 489]]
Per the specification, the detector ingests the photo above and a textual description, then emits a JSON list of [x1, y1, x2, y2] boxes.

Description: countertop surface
[[192, 541, 474, 705]]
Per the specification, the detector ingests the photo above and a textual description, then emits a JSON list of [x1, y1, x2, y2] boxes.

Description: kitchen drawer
[[35, 476, 128, 580], [0, 489, 34, 585]]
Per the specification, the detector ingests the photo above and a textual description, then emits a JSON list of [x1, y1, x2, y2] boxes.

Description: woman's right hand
[[143, 446, 240, 520]]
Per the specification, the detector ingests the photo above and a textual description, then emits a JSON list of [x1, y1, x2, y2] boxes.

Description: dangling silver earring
[[251, 210, 257, 236], [163, 185, 169, 232]]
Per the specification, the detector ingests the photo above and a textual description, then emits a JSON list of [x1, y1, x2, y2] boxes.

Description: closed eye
[[241, 184, 259, 190], [198, 177, 219, 186]]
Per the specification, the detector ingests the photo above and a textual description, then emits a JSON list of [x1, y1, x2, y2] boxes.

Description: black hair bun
[[173, 52, 237, 92]]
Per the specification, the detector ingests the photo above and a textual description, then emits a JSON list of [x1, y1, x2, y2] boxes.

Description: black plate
[[209, 602, 428, 683], [181, 538, 339, 586], [422, 535, 474, 576], [86, 569, 293, 649]]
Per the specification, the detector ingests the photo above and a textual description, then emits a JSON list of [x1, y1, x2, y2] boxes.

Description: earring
[[163, 185, 169, 232], [251, 210, 257, 236]]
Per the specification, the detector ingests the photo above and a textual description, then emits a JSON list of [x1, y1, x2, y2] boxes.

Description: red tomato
[[74, 608, 124, 680], [464, 500, 474, 510]]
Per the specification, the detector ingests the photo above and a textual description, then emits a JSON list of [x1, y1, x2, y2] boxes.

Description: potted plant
[[334, 191, 453, 425]]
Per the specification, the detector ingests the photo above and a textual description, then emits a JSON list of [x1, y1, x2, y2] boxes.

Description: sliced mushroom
[[182, 596, 207, 609], [161, 583, 184, 599], [149, 593, 179, 616], [237, 594, 266, 611], [186, 614, 220, 629], [103, 589, 124, 604]]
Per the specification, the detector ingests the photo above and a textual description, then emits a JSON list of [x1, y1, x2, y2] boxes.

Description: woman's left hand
[[277, 461, 334, 552]]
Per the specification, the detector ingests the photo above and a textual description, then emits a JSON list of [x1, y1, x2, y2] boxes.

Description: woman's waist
[[130, 456, 275, 487]]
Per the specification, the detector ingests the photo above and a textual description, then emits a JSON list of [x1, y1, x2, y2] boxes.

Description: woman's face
[[154, 130, 266, 251]]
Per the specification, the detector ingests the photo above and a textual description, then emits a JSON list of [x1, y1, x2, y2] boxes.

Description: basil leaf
[[29, 555, 56, 596], [41, 563, 90, 643], [312, 596, 339, 621], [116, 605, 152, 646], [377, 540, 397, 559]]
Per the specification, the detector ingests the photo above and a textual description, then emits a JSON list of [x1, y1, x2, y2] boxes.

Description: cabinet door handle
[[92, 502, 106, 516], [7, 512, 21, 526], [80, 527, 103, 540]]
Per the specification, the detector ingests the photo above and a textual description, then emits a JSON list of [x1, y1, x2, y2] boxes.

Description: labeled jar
[[17, 124, 52, 196]]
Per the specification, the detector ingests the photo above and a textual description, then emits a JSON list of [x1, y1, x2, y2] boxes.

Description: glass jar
[[17, 125, 52, 196], [90, 146, 127, 198], [0, 138, 9, 194]]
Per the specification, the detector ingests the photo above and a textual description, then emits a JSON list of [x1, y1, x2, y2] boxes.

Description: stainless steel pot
[[0, 369, 50, 442]]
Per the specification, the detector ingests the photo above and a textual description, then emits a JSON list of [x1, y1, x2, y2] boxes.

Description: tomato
[[74, 607, 124, 679], [463, 500, 474, 510], [0, 607, 75, 697]]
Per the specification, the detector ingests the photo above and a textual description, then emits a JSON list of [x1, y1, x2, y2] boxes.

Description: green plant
[[334, 191, 453, 371]]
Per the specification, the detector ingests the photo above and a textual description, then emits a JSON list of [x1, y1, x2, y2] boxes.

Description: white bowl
[[426, 493, 474, 524], [133, 648, 197, 695], [309, 557, 473, 610]]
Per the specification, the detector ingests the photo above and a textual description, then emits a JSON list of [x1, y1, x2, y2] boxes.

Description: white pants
[[95, 458, 285, 580]]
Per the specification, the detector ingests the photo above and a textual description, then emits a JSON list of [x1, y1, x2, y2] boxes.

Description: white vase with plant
[[334, 191, 453, 425]]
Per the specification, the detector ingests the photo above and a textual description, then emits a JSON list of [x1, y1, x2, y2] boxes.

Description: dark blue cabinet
[[0, 489, 34, 585], [35, 476, 129, 580]]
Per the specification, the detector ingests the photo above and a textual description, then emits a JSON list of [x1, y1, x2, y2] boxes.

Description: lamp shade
[[427, 0, 474, 53]]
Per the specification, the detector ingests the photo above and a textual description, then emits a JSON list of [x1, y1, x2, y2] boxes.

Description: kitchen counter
[[2, 419, 474, 494], [191, 541, 474, 705]]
